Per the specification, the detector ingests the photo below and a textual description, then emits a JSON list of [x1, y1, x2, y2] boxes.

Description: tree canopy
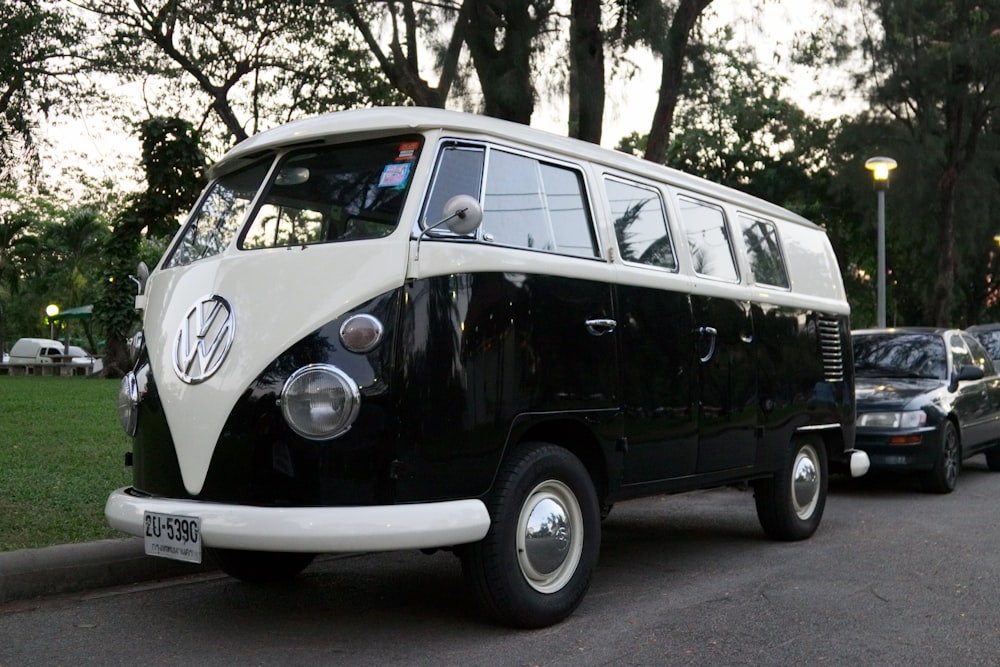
[[4, 0, 1000, 357]]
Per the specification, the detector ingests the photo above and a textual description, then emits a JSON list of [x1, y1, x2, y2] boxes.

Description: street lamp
[[45, 304, 59, 340], [865, 156, 898, 328]]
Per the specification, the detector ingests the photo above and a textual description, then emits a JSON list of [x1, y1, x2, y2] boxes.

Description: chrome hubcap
[[516, 480, 583, 593], [791, 444, 820, 519]]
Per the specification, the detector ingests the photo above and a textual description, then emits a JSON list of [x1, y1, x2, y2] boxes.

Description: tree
[[568, 0, 605, 143], [0, 194, 41, 354], [611, 0, 715, 163], [39, 206, 109, 309], [666, 39, 831, 201], [0, 1, 85, 186], [81, 0, 400, 149], [616, 32, 838, 208], [850, 1, 1000, 325], [95, 117, 207, 376], [342, 0, 559, 124], [338, 0, 471, 109], [463, 0, 557, 123]]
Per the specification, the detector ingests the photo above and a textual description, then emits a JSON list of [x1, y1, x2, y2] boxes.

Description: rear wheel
[[207, 548, 316, 583], [753, 438, 827, 541], [460, 443, 600, 628], [920, 421, 960, 493]]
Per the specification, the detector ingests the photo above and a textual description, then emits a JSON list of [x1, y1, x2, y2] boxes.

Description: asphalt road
[[4, 459, 1000, 666]]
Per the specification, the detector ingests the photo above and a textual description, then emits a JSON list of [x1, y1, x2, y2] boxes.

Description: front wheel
[[207, 548, 316, 583], [460, 443, 601, 628], [753, 438, 827, 541]]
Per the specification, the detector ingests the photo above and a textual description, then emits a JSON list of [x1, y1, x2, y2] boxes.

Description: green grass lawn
[[0, 376, 132, 551]]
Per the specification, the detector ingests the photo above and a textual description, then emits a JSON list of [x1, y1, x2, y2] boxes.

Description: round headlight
[[340, 314, 384, 353], [118, 372, 139, 436], [280, 364, 361, 440]]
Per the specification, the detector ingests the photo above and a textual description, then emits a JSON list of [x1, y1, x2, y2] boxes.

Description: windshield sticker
[[396, 141, 419, 160], [379, 162, 411, 188]]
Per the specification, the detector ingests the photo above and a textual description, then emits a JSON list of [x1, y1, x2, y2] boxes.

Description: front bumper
[[855, 428, 939, 471], [106, 487, 491, 553]]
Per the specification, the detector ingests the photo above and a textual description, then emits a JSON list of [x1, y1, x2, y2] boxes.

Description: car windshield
[[165, 135, 422, 268], [853, 333, 948, 380]]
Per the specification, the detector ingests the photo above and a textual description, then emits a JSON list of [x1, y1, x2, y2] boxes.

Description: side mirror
[[414, 195, 483, 263], [439, 194, 483, 235], [950, 364, 985, 391], [130, 261, 150, 295], [957, 364, 985, 382]]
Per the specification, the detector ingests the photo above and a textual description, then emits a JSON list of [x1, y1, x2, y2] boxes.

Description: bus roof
[[212, 106, 818, 229]]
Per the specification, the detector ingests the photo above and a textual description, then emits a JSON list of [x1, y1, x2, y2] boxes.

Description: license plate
[[143, 511, 202, 564]]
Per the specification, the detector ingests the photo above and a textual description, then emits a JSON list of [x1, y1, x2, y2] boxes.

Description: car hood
[[854, 377, 945, 411]]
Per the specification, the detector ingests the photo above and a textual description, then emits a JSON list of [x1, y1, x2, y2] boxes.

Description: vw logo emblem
[[173, 295, 235, 384]]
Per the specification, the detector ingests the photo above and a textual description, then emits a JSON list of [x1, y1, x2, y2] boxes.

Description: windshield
[[853, 333, 948, 380], [240, 136, 421, 250], [165, 135, 422, 268], [165, 159, 271, 268]]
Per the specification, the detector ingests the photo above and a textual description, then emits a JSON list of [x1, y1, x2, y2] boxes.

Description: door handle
[[585, 318, 617, 336], [694, 326, 718, 363]]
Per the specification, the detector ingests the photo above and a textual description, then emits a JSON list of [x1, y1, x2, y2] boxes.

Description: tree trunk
[[929, 166, 959, 326], [568, 0, 604, 143], [465, 0, 552, 124], [644, 0, 713, 164]]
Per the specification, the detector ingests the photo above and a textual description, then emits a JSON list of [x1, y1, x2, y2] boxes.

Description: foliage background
[[4, 0, 1000, 362]]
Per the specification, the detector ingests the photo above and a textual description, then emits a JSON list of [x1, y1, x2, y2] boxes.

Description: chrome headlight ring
[[279, 364, 361, 441], [118, 371, 139, 436]]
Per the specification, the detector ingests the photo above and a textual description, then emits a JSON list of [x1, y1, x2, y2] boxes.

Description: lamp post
[[865, 157, 898, 328], [45, 304, 59, 340]]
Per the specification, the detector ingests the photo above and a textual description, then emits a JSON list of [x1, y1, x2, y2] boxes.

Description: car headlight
[[118, 371, 139, 436], [280, 364, 361, 440], [857, 410, 927, 429]]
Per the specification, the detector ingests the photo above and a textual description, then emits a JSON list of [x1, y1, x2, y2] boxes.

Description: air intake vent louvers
[[817, 317, 844, 382]]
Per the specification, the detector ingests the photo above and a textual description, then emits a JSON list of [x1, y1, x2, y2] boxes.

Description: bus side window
[[678, 195, 738, 281], [605, 177, 676, 270], [423, 144, 485, 229], [739, 214, 789, 288], [482, 148, 598, 258]]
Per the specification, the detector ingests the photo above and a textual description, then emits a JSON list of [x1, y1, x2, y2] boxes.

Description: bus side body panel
[[391, 272, 621, 502], [752, 304, 854, 471], [691, 294, 758, 473], [615, 283, 699, 484]]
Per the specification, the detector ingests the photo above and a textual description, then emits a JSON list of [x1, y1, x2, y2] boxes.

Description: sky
[[38, 0, 862, 197]]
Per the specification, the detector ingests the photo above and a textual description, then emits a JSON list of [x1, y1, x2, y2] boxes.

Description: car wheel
[[752, 437, 827, 541], [985, 444, 1000, 472], [207, 548, 316, 583], [920, 421, 960, 493], [460, 443, 600, 629]]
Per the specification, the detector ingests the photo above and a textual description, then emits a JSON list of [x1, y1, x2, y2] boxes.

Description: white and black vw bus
[[107, 107, 869, 628]]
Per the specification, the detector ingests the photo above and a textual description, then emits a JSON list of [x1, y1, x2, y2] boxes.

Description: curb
[[0, 537, 211, 605]]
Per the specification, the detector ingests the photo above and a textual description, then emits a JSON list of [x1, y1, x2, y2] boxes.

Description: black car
[[853, 327, 1000, 493]]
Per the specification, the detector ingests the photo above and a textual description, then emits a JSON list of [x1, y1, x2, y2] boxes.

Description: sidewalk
[[0, 538, 211, 605]]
